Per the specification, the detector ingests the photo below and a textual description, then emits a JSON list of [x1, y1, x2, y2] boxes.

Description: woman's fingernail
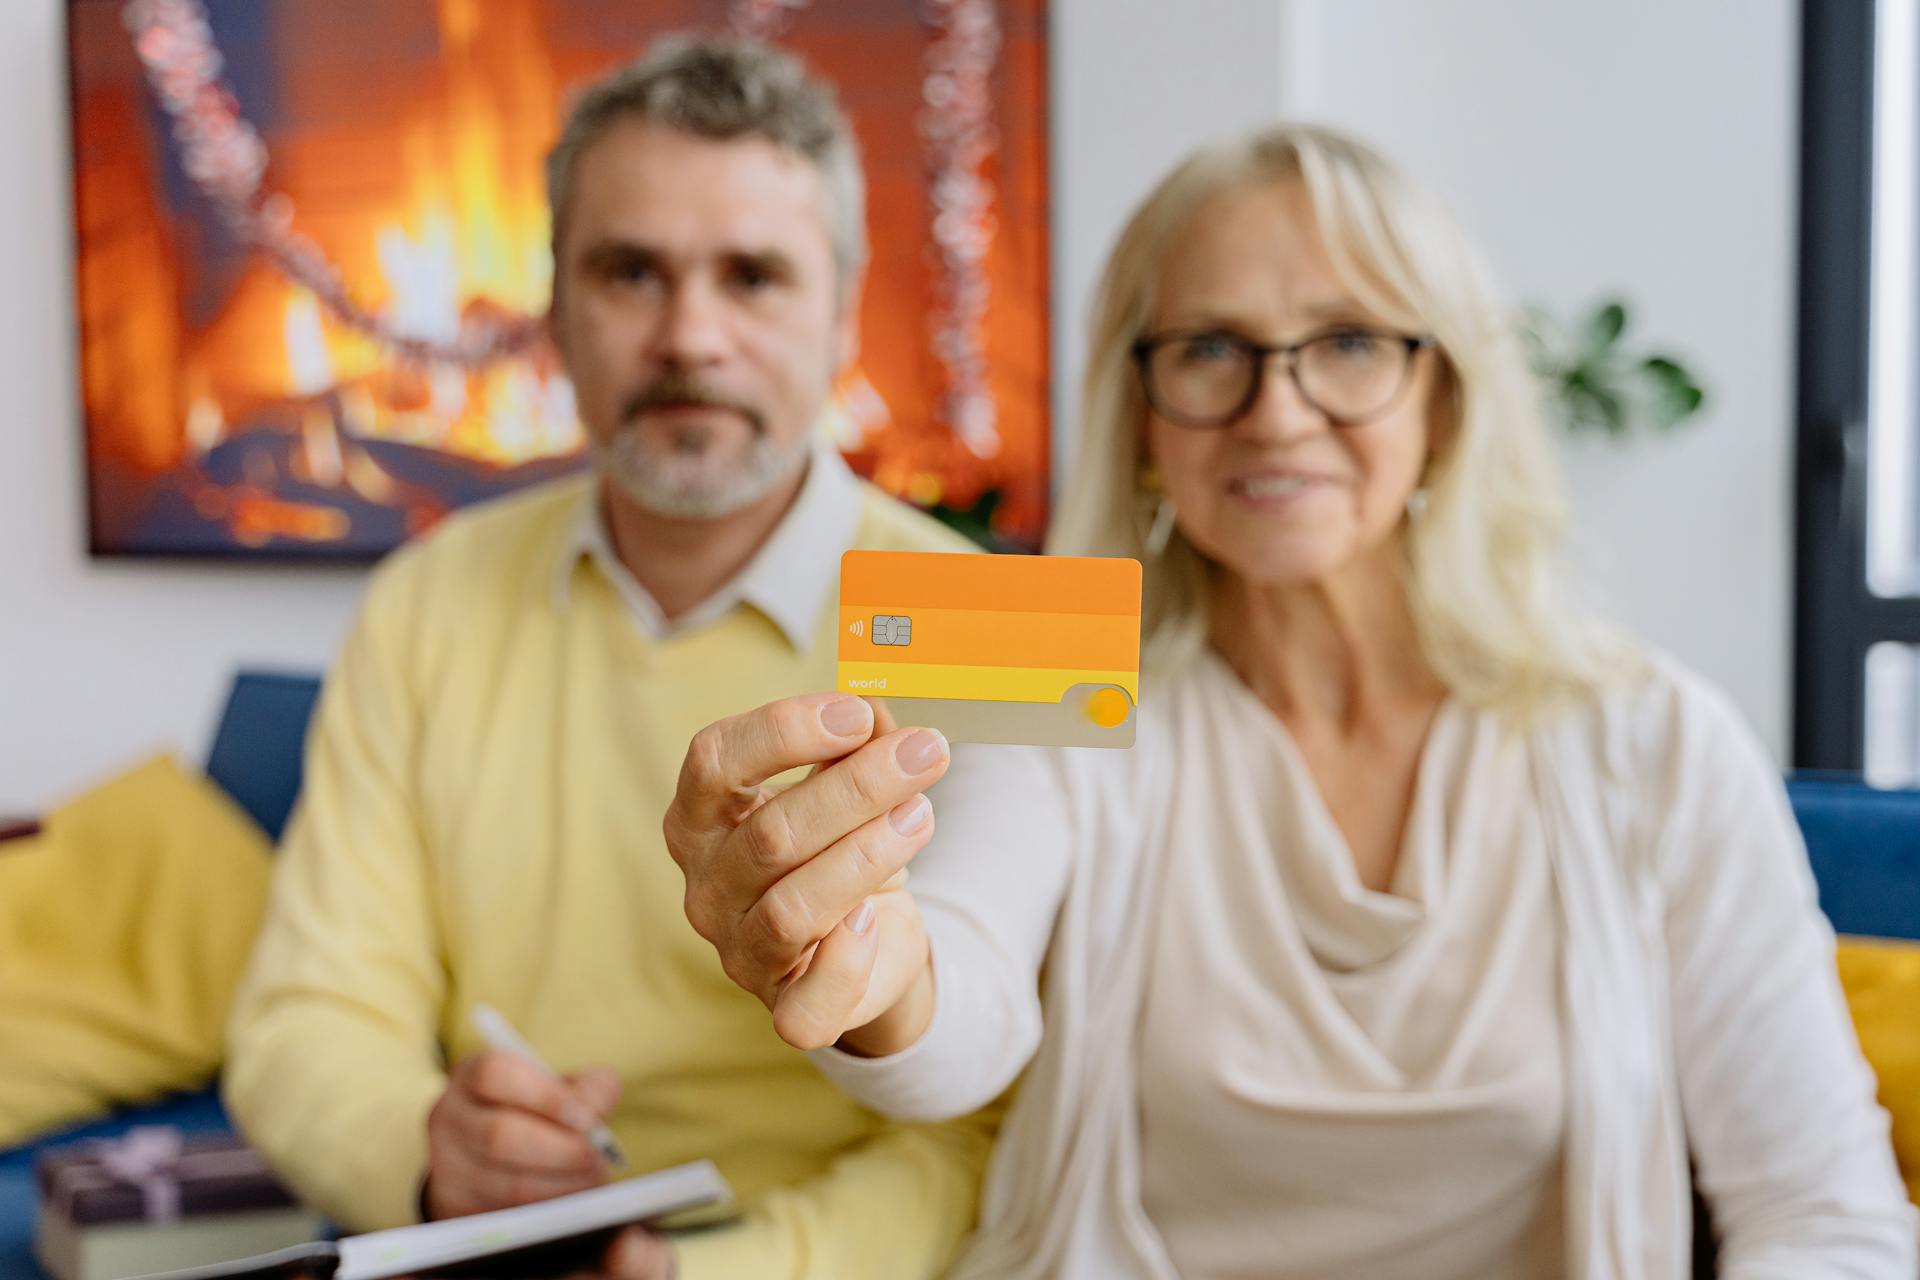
[[895, 729, 948, 774], [562, 1102, 596, 1132], [820, 697, 871, 737], [889, 794, 932, 835], [849, 901, 876, 936]]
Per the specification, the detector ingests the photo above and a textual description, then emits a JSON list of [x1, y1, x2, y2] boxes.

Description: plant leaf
[[1642, 354, 1687, 382], [1561, 380, 1616, 435], [1533, 299, 1705, 438], [1647, 382, 1706, 430], [1586, 382, 1627, 436], [1584, 300, 1627, 355]]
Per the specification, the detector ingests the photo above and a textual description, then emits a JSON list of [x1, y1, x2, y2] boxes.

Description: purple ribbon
[[91, 1125, 184, 1223]]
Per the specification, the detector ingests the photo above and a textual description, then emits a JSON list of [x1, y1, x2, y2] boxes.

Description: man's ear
[[833, 268, 865, 373], [546, 294, 571, 368], [546, 242, 569, 359]]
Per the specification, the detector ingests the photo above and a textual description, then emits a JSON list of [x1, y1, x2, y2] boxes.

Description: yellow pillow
[[1837, 936, 1920, 1204], [0, 754, 271, 1146]]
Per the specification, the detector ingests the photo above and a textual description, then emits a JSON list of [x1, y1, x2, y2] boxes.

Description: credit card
[[837, 550, 1142, 748]]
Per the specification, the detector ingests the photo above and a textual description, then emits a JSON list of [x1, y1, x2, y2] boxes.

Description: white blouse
[[812, 650, 1916, 1278], [1136, 661, 1563, 1279]]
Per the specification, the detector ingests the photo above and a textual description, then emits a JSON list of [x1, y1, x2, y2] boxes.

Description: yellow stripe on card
[[837, 662, 1139, 705]]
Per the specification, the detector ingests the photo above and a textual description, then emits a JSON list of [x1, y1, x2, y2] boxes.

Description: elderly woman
[[662, 126, 1915, 1277]]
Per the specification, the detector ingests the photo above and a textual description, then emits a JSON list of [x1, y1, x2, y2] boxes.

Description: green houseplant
[[1525, 297, 1707, 439]]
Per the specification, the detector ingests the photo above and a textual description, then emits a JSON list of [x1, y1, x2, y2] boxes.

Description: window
[[1798, 0, 1920, 782]]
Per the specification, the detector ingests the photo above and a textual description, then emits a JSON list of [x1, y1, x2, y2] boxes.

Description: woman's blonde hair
[[1046, 123, 1640, 718]]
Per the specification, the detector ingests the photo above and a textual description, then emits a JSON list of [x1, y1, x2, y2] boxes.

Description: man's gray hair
[[546, 34, 867, 284]]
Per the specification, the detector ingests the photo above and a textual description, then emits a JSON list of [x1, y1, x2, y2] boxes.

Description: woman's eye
[[1326, 330, 1385, 357], [1178, 335, 1236, 363]]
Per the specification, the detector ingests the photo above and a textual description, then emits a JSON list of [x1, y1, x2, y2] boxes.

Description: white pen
[[470, 1002, 627, 1169]]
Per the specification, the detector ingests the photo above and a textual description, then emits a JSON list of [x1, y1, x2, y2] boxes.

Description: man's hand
[[555, 1226, 675, 1280], [665, 693, 948, 1055], [423, 1049, 621, 1220]]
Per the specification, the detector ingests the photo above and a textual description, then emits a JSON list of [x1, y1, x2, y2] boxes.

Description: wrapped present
[[35, 1126, 325, 1280]]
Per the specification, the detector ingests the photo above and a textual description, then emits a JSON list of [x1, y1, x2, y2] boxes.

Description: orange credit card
[[837, 550, 1143, 748]]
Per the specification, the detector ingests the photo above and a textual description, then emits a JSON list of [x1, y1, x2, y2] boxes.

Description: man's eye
[[602, 257, 658, 286], [730, 261, 777, 291]]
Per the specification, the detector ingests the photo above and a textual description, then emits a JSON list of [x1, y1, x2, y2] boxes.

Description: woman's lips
[[1226, 471, 1342, 506]]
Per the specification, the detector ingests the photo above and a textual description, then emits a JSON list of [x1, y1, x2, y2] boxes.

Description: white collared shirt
[[553, 439, 861, 649]]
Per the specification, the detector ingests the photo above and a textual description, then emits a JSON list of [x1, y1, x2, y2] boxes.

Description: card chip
[[871, 614, 913, 646]]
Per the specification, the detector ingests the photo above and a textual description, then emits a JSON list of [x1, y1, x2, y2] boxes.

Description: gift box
[[34, 1126, 325, 1280]]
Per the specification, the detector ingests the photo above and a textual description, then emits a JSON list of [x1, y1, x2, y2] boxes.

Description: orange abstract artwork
[[71, 0, 1049, 556]]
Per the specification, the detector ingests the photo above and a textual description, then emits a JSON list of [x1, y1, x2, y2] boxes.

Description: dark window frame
[[1795, 0, 1920, 770]]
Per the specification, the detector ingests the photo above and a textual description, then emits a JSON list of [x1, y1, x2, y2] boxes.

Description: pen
[[470, 1002, 628, 1169]]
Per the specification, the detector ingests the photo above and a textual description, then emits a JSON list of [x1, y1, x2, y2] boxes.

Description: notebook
[[129, 1160, 732, 1280]]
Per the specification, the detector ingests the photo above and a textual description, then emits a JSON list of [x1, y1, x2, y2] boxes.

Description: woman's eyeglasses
[[1131, 327, 1433, 428]]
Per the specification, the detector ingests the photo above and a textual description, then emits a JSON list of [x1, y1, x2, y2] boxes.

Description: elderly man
[[224, 35, 990, 1280]]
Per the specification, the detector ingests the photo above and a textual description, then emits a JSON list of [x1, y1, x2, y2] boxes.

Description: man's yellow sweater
[[224, 472, 992, 1279]]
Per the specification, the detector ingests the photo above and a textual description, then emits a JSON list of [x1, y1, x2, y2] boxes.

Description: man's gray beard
[[594, 427, 813, 519]]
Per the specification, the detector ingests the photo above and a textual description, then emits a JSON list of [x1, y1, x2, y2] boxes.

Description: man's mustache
[[619, 376, 764, 435]]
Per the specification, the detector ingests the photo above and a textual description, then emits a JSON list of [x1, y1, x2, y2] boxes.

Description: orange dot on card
[[1085, 688, 1130, 728]]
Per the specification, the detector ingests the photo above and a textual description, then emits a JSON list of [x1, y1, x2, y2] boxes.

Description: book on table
[[128, 1160, 732, 1280]]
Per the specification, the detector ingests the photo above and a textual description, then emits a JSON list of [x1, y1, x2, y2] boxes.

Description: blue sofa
[[1789, 772, 1920, 944], [1, 673, 1916, 1278]]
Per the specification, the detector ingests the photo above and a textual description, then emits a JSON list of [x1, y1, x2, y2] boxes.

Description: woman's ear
[[1425, 356, 1463, 465], [1139, 458, 1162, 496], [1138, 417, 1163, 493]]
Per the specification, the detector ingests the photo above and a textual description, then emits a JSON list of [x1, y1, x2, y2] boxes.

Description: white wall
[[0, 0, 1288, 810], [1048, 0, 1287, 456], [1278, 0, 1800, 758]]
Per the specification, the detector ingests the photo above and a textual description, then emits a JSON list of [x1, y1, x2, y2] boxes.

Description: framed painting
[[70, 0, 1049, 556]]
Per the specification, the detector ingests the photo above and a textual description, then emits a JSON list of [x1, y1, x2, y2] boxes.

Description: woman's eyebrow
[[1153, 298, 1382, 331], [1295, 298, 1378, 324]]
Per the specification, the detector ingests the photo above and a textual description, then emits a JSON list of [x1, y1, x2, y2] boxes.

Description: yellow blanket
[[1839, 936, 1920, 1204], [0, 754, 270, 1146]]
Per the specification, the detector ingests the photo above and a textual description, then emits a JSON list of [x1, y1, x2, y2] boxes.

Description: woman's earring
[[1407, 456, 1436, 521], [1146, 497, 1178, 557]]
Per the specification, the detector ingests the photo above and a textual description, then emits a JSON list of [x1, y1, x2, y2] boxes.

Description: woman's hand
[[664, 693, 949, 1055]]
